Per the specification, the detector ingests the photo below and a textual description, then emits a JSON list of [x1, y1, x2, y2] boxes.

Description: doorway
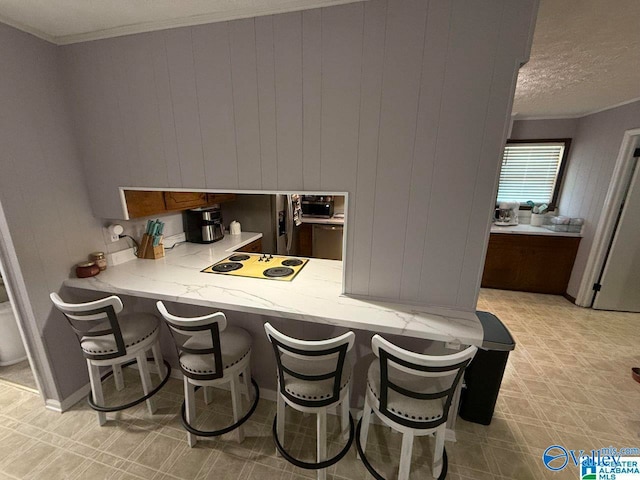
[[576, 127, 640, 312], [0, 269, 36, 389]]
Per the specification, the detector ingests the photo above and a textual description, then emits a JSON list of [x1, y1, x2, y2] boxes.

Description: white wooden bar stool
[[264, 323, 355, 480], [156, 301, 259, 447], [356, 335, 477, 480], [50, 293, 171, 426]]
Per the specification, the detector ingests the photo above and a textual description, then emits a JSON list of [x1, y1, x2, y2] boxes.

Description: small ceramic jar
[[89, 252, 107, 271], [76, 261, 100, 278]]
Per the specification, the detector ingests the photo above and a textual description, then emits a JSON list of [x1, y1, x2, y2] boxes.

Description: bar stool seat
[[81, 313, 159, 356], [179, 327, 251, 376], [367, 362, 444, 423], [282, 356, 352, 402]]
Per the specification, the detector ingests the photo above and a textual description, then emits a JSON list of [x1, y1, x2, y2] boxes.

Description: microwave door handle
[[286, 195, 293, 254]]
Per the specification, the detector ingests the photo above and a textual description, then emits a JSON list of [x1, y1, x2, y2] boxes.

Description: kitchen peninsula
[[64, 231, 483, 347]]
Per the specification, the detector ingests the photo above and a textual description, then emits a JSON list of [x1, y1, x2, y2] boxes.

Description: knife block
[[137, 234, 165, 260]]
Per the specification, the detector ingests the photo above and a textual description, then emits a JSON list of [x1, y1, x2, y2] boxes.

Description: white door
[[593, 155, 640, 312]]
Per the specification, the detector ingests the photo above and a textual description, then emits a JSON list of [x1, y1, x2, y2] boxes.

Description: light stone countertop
[[490, 224, 582, 238], [64, 231, 483, 347]]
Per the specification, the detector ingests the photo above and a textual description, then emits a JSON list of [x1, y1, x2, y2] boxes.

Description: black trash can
[[458, 311, 515, 425]]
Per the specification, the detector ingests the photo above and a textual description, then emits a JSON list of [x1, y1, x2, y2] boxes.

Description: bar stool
[[264, 323, 355, 480], [156, 301, 259, 447], [356, 335, 477, 480], [50, 293, 171, 426]]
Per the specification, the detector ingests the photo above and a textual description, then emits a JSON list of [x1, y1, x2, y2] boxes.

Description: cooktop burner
[[263, 267, 295, 278], [228, 254, 250, 262], [212, 262, 243, 272], [281, 259, 303, 267]]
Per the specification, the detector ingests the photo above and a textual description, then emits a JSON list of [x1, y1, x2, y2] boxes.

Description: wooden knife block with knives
[[137, 220, 165, 259]]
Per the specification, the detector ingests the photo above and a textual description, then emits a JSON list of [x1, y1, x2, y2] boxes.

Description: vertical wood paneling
[[273, 12, 304, 190], [229, 19, 262, 190], [192, 23, 239, 189], [302, 9, 322, 190], [456, 0, 537, 308], [117, 35, 170, 187], [255, 17, 279, 190], [350, 0, 387, 295], [320, 4, 363, 191], [399, 0, 453, 301], [149, 31, 181, 188], [62, 0, 538, 311], [419, 0, 504, 306], [368, 0, 429, 299], [164, 28, 206, 188]]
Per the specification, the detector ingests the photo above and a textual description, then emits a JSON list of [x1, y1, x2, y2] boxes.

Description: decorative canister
[[89, 252, 107, 271], [76, 262, 100, 278]]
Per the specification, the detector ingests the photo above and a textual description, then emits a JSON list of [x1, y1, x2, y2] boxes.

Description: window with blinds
[[497, 140, 570, 206]]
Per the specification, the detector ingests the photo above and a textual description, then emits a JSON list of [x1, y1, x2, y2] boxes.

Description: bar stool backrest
[[156, 301, 228, 381], [50, 293, 126, 360], [264, 323, 354, 408], [371, 334, 477, 429]]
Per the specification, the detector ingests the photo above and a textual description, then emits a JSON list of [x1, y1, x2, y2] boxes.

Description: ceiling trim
[[0, 12, 56, 44], [514, 95, 640, 121], [34, 0, 363, 45]]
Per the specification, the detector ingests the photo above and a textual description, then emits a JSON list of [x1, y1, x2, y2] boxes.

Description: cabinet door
[[124, 190, 167, 219], [164, 192, 208, 210], [207, 193, 237, 205], [236, 238, 263, 253]]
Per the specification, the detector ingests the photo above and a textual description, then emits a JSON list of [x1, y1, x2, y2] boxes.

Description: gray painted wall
[[511, 101, 640, 299], [559, 101, 640, 298], [63, 0, 538, 311], [0, 23, 108, 400], [510, 118, 579, 140]]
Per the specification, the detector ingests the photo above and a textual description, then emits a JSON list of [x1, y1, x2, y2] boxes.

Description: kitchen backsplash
[[103, 212, 184, 254]]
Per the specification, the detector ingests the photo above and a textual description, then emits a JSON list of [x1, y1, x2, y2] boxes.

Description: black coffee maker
[[184, 206, 225, 243]]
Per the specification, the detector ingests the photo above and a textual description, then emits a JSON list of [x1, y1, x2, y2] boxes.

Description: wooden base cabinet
[[236, 238, 262, 253], [481, 234, 581, 295]]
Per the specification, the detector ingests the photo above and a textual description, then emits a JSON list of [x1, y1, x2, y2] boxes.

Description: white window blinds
[[497, 142, 565, 205]]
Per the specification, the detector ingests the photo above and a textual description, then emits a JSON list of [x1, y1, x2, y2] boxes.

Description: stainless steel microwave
[[301, 196, 334, 218]]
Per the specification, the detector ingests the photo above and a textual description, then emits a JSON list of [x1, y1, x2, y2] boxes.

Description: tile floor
[[0, 289, 638, 479]]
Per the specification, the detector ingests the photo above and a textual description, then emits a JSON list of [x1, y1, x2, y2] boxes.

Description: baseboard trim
[[45, 383, 90, 413], [562, 292, 577, 304]]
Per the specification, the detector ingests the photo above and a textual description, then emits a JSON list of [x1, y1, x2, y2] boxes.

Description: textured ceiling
[[0, 0, 638, 118], [513, 0, 640, 118]]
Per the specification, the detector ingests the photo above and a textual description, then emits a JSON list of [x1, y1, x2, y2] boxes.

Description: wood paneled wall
[[63, 0, 538, 311]]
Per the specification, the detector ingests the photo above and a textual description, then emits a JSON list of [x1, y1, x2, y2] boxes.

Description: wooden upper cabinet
[[207, 193, 236, 205], [164, 192, 208, 211], [124, 190, 238, 219], [124, 191, 166, 219]]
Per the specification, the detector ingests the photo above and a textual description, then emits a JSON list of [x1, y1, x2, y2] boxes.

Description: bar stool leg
[[317, 410, 327, 480], [113, 364, 124, 391], [87, 360, 107, 426], [276, 391, 285, 457], [137, 353, 157, 415], [184, 379, 197, 447], [432, 425, 446, 478], [230, 374, 244, 443], [151, 343, 166, 378], [357, 396, 372, 459], [203, 387, 212, 405], [340, 386, 350, 440], [398, 431, 414, 480], [242, 364, 251, 401]]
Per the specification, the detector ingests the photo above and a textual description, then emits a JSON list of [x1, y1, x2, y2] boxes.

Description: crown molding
[[21, 0, 363, 45], [0, 13, 56, 44]]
